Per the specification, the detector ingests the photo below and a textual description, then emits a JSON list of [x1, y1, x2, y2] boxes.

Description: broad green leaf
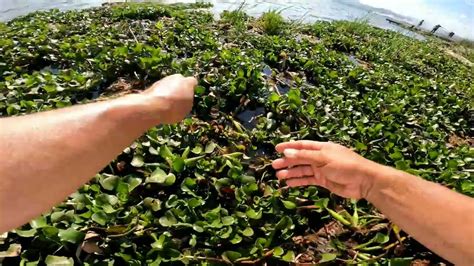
[[273, 246, 284, 257], [245, 209, 262, 220], [319, 253, 337, 263], [281, 250, 295, 262], [230, 234, 242, 244], [172, 157, 185, 173], [159, 145, 174, 159], [144, 197, 162, 211], [127, 177, 142, 191], [241, 227, 254, 237], [15, 229, 36, 238], [130, 155, 144, 167], [58, 228, 85, 244], [92, 211, 108, 226], [220, 226, 233, 239], [159, 211, 177, 227], [0, 244, 21, 258], [189, 234, 197, 247], [29, 216, 47, 229], [373, 232, 390, 244], [222, 216, 235, 226], [44, 255, 74, 266], [221, 251, 241, 262], [151, 234, 167, 250], [146, 167, 176, 186], [191, 145, 203, 154], [148, 167, 167, 183], [205, 141, 217, 154], [192, 224, 204, 233], [281, 199, 297, 210], [99, 175, 118, 191], [355, 141, 367, 151]]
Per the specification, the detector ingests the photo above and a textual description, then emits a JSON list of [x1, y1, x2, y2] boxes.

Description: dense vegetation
[[0, 3, 473, 265]]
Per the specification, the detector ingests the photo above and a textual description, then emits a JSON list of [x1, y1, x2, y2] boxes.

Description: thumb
[[283, 149, 327, 167], [184, 76, 198, 88]]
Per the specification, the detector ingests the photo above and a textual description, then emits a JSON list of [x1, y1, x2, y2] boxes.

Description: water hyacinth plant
[[0, 2, 473, 265]]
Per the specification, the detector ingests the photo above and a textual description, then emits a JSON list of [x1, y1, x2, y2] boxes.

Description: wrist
[[359, 160, 398, 202], [105, 93, 163, 129]]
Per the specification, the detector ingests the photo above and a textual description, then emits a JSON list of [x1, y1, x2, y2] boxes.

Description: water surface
[[0, 0, 426, 40]]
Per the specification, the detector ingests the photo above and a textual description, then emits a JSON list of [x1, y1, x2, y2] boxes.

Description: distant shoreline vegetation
[[0, 3, 472, 265]]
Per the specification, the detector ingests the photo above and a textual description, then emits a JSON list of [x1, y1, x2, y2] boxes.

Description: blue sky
[[360, 0, 474, 39]]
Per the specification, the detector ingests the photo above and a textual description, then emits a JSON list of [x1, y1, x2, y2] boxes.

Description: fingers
[[271, 157, 313, 170], [283, 176, 350, 198], [283, 149, 327, 167], [276, 166, 313, 180], [275, 140, 326, 153], [285, 177, 324, 188]]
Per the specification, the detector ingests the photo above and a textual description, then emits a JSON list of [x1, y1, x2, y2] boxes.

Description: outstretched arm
[[272, 141, 474, 265], [0, 74, 197, 233]]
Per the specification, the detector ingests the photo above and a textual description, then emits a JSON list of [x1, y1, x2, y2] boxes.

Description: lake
[[0, 0, 425, 40]]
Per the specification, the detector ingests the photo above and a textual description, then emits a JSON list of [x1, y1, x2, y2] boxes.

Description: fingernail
[[283, 149, 298, 158]]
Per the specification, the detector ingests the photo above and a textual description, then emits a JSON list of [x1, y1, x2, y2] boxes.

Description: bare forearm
[[0, 94, 157, 232], [366, 165, 474, 264]]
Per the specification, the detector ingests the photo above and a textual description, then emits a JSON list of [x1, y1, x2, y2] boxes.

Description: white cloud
[[360, 0, 474, 39]]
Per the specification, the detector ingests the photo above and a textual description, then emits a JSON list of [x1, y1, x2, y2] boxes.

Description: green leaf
[[159, 211, 177, 227], [15, 229, 37, 237], [241, 227, 254, 237], [191, 145, 203, 154], [44, 255, 74, 266], [159, 145, 174, 159], [127, 177, 142, 191], [373, 232, 390, 244], [447, 159, 458, 169], [29, 216, 47, 229], [221, 251, 241, 262], [151, 234, 168, 250], [273, 246, 284, 257], [99, 175, 118, 191], [230, 234, 242, 244], [205, 141, 217, 154], [222, 216, 235, 226], [275, 216, 293, 230], [355, 141, 367, 151], [319, 253, 337, 263], [58, 228, 85, 244], [130, 155, 144, 167], [220, 226, 233, 239], [189, 234, 197, 247], [192, 224, 204, 233], [146, 167, 176, 186], [245, 208, 262, 220], [92, 211, 108, 226], [314, 198, 329, 209], [144, 197, 162, 211], [43, 84, 57, 93], [148, 167, 167, 183], [172, 157, 185, 173], [395, 160, 410, 170], [281, 250, 295, 262], [0, 243, 21, 258], [281, 199, 296, 210], [389, 151, 403, 160]]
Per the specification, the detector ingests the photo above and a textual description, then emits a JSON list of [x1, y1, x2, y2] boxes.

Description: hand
[[272, 140, 380, 199], [141, 74, 197, 124]]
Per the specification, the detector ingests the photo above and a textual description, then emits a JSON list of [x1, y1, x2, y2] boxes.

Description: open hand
[[272, 140, 379, 199], [142, 74, 197, 124]]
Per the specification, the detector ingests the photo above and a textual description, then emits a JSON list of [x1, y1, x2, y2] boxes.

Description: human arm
[[272, 141, 474, 265], [0, 74, 197, 233]]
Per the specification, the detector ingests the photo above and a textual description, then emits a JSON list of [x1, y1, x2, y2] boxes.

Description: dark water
[[0, 0, 426, 40]]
